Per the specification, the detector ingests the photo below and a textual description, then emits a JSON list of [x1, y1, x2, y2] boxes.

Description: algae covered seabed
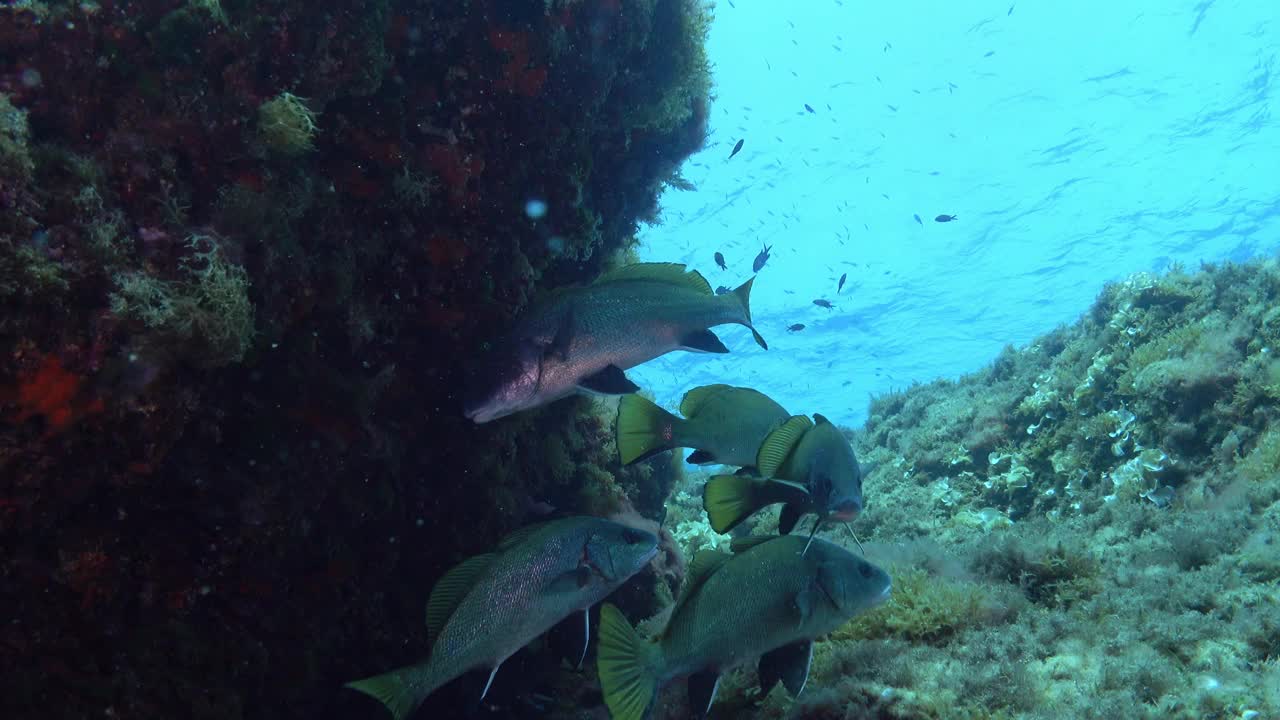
[[686, 263, 1280, 720], [0, 1, 1277, 719]]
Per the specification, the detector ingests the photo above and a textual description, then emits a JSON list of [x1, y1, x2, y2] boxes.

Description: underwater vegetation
[[0, 0, 714, 718], [2, 0, 1276, 719], [682, 257, 1278, 720]]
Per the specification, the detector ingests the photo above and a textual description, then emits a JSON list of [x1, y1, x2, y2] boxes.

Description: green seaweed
[[257, 93, 320, 157], [0, 93, 34, 182], [831, 565, 992, 644], [109, 233, 255, 367]]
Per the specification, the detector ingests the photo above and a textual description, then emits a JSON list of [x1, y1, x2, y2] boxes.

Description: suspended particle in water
[[525, 198, 548, 219]]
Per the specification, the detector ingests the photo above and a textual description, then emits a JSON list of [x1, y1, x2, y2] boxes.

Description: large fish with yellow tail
[[597, 534, 891, 720], [346, 517, 658, 720], [615, 384, 790, 467], [703, 413, 865, 543], [464, 263, 767, 424]]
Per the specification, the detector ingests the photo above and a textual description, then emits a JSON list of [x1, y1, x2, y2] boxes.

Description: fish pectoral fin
[[547, 608, 591, 671], [758, 640, 814, 697], [679, 329, 729, 354], [480, 663, 502, 701], [547, 565, 594, 594], [767, 479, 812, 503], [684, 449, 715, 465], [792, 586, 814, 628], [688, 669, 722, 718], [578, 609, 589, 670], [577, 365, 639, 395]]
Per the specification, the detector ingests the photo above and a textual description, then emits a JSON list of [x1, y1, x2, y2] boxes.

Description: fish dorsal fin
[[678, 384, 733, 418], [664, 550, 730, 630], [813, 413, 831, 426], [426, 553, 495, 644], [756, 415, 814, 477], [596, 262, 712, 296], [497, 525, 540, 552], [729, 535, 777, 554], [497, 519, 559, 551]]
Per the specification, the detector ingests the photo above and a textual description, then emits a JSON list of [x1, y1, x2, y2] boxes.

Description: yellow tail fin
[[703, 474, 765, 534], [345, 661, 438, 720], [598, 604, 660, 720], [617, 394, 682, 465]]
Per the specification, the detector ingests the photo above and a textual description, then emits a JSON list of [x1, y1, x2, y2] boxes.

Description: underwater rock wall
[[0, 1, 711, 718]]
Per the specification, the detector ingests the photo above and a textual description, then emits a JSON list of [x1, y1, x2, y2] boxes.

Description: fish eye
[[858, 562, 873, 578], [623, 529, 643, 544]]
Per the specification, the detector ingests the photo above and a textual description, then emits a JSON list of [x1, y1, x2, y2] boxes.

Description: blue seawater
[[633, 0, 1279, 426]]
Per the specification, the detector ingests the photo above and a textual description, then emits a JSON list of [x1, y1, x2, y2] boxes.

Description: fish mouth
[[871, 582, 892, 606], [641, 544, 660, 565], [829, 504, 861, 522], [870, 579, 890, 602]]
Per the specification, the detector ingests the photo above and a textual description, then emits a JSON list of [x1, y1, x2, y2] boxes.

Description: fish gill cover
[[0, 2, 1278, 720]]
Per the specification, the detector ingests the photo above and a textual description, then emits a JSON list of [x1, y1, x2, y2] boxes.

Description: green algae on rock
[[257, 92, 320, 157], [0, 1, 720, 719], [687, 258, 1280, 720]]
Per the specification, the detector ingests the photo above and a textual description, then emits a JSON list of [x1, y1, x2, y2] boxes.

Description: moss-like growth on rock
[[110, 233, 254, 366], [709, 257, 1280, 720], [257, 93, 320, 157], [0, 93, 34, 181], [831, 565, 993, 644]]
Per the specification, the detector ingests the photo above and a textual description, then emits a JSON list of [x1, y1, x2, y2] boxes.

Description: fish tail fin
[[345, 661, 441, 720], [730, 276, 768, 350], [598, 603, 661, 720], [617, 394, 685, 465], [703, 474, 767, 534]]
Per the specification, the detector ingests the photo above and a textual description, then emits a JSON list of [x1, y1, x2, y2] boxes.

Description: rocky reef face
[[701, 259, 1280, 719], [0, 1, 710, 718]]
